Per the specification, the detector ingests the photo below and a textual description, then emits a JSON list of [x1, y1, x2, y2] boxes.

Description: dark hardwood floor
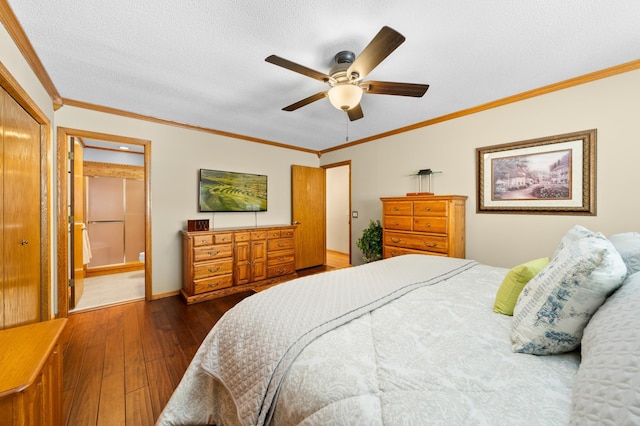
[[60, 262, 345, 425]]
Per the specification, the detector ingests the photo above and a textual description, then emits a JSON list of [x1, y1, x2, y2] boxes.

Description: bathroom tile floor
[[70, 270, 145, 312]]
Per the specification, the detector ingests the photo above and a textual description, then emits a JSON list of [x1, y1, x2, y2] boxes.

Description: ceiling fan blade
[[347, 103, 364, 121], [363, 81, 429, 97], [266, 55, 331, 82], [347, 26, 405, 80], [283, 91, 328, 111]]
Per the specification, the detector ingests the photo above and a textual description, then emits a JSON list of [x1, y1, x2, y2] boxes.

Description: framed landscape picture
[[476, 129, 596, 215]]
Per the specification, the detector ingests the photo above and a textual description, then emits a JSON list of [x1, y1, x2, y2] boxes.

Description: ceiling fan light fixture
[[328, 84, 363, 111]]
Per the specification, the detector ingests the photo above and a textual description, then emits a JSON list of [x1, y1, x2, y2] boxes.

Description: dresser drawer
[[235, 232, 251, 243], [193, 259, 233, 280], [214, 233, 234, 244], [384, 231, 448, 254], [268, 237, 295, 251], [413, 200, 448, 217], [413, 217, 448, 234], [267, 262, 295, 278], [193, 243, 233, 262], [193, 274, 233, 294], [268, 229, 281, 238], [384, 201, 412, 216], [384, 246, 446, 258], [193, 234, 214, 247], [281, 228, 295, 238], [267, 249, 295, 266], [384, 215, 413, 231], [251, 230, 267, 240]]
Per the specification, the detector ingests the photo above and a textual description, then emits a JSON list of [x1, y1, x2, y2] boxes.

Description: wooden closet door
[[1, 88, 41, 329]]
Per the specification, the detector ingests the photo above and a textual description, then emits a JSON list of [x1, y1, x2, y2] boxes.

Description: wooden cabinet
[[182, 225, 297, 304], [380, 195, 467, 259], [1, 87, 43, 329], [234, 230, 267, 285], [0, 319, 67, 425]]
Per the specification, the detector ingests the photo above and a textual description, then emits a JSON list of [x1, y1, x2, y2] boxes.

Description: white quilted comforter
[[157, 255, 580, 425]]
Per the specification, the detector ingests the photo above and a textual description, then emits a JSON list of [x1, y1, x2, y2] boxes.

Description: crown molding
[[0, 0, 62, 108]]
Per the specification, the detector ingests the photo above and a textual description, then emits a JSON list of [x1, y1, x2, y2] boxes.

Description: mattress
[[157, 255, 580, 425]]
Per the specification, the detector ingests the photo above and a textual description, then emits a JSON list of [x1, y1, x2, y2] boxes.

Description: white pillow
[[511, 225, 627, 355], [570, 271, 640, 425], [552, 224, 599, 258], [608, 232, 640, 276]]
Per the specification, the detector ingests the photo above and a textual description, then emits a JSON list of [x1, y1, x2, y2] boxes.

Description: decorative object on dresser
[[0, 319, 67, 425], [407, 168, 442, 196], [380, 195, 467, 259], [182, 225, 297, 304], [187, 219, 210, 232]]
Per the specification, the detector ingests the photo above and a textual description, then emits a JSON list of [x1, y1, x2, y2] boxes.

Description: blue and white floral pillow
[[511, 225, 627, 355]]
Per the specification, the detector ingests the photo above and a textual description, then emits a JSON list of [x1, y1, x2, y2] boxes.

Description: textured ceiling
[[6, 1, 640, 152]]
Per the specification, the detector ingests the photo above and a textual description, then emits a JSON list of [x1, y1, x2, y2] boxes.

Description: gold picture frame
[[476, 129, 596, 215]]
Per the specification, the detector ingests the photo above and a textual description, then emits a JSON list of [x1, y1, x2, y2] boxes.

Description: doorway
[[56, 128, 151, 317], [323, 161, 352, 267]]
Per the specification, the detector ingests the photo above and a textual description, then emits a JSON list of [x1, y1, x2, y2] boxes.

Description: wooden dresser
[[380, 195, 467, 259], [0, 319, 67, 425], [182, 225, 297, 304]]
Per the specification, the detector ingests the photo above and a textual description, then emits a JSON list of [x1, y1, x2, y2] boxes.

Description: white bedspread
[[158, 255, 580, 425]]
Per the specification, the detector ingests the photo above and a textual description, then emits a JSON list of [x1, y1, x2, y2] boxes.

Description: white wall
[[326, 165, 350, 254], [321, 69, 640, 268], [54, 106, 319, 296]]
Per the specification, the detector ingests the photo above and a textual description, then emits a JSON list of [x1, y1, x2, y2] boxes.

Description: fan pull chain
[[345, 114, 349, 142]]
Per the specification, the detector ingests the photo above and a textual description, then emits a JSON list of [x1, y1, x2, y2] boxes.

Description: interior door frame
[[0, 62, 52, 322], [56, 127, 152, 317], [322, 160, 352, 264]]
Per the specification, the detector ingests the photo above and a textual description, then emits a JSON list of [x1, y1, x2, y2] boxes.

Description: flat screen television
[[199, 169, 267, 212]]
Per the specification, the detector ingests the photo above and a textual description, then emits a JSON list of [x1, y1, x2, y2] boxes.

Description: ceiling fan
[[265, 26, 429, 121]]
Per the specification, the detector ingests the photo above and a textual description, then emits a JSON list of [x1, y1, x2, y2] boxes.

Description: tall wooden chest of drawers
[[182, 225, 297, 304], [380, 195, 467, 259]]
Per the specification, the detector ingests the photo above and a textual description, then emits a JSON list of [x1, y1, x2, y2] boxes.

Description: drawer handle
[[277, 256, 286, 261], [426, 223, 431, 227], [201, 239, 208, 244], [277, 243, 285, 247], [276, 268, 286, 275], [394, 221, 399, 226], [208, 266, 221, 273], [391, 237, 402, 243], [207, 250, 220, 256], [208, 282, 221, 288], [423, 242, 438, 247], [394, 207, 399, 211], [20, 240, 29, 245], [425, 207, 431, 211]]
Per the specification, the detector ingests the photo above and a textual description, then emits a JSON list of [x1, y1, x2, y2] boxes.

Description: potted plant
[[357, 219, 383, 263]]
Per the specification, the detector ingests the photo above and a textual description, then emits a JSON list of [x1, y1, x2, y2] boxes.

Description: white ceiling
[[6, 1, 640, 152]]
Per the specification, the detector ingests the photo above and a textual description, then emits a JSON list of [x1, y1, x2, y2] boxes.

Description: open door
[[69, 137, 85, 309], [292, 165, 326, 269]]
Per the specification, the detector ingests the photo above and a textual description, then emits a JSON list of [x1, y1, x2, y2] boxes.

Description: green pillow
[[493, 257, 550, 315]]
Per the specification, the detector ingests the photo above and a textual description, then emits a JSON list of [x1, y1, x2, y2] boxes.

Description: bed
[[157, 226, 640, 425]]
